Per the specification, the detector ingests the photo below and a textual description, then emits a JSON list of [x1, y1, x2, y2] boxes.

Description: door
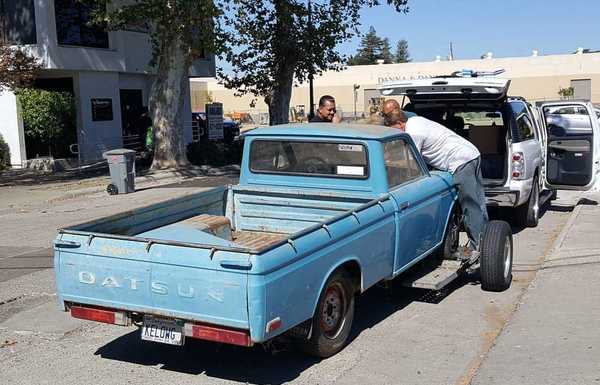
[[119, 89, 145, 150], [539, 101, 600, 190], [383, 138, 444, 274]]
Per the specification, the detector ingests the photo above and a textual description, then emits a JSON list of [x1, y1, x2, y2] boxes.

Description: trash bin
[[103, 149, 136, 195]]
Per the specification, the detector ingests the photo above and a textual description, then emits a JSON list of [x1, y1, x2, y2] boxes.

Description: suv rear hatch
[[379, 75, 510, 102]]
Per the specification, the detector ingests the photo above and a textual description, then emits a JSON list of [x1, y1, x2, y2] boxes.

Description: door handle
[[399, 201, 410, 211], [54, 240, 81, 249]]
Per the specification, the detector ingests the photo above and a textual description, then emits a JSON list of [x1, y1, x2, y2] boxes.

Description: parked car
[[379, 75, 600, 227], [54, 123, 514, 358]]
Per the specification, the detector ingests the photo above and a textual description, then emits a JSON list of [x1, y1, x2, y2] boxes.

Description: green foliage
[[16, 88, 76, 157], [394, 39, 411, 63], [0, 133, 10, 170], [348, 28, 403, 65], [186, 140, 243, 167], [0, 45, 41, 90], [348, 26, 385, 65], [219, 1, 410, 124], [558, 86, 574, 99]]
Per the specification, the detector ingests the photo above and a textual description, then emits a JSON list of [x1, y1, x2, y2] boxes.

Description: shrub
[[16, 88, 76, 158], [186, 140, 243, 167], [0, 133, 10, 170]]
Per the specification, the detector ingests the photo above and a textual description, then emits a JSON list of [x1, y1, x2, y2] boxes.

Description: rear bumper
[[485, 188, 520, 207], [67, 302, 253, 347]]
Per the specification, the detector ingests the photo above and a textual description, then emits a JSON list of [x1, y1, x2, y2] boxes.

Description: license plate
[[141, 316, 184, 346]]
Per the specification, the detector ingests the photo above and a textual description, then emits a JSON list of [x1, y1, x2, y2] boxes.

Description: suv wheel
[[515, 175, 539, 227]]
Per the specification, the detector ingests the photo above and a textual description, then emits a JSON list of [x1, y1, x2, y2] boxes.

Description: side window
[[516, 113, 535, 140], [384, 139, 424, 188]]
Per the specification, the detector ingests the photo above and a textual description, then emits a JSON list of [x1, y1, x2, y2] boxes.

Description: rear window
[[250, 140, 368, 178]]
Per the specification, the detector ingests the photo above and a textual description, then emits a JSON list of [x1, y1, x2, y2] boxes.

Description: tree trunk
[[150, 36, 191, 169], [267, 65, 295, 125]]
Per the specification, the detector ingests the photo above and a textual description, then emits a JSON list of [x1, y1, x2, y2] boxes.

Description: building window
[[0, 0, 37, 44], [54, 0, 109, 48]]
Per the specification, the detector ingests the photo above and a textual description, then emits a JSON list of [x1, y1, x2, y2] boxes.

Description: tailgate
[[54, 233, 250, 330]]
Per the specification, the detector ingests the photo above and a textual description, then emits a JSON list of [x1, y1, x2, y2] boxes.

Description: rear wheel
[[299, 270, 355, 358], [480, 220, 513, 292], [515, 175, 539, 227]]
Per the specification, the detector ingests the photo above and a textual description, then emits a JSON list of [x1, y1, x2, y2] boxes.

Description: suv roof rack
[[432, 69, 506, 79]]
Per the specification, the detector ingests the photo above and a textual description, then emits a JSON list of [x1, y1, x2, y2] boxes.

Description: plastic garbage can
[[103, 149, 136, 195]]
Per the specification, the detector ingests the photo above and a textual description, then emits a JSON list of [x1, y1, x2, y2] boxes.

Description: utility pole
[[353, 84, 360, 122], [307, 0, 315, 121]]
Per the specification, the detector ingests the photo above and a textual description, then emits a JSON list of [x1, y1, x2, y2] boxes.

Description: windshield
[[250, 140, 368, 178]]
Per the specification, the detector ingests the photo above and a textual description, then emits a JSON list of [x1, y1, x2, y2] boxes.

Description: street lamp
[[353, 84, 360, 122]]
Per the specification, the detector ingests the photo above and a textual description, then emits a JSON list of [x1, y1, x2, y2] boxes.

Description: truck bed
[[136, 213, 286, 250]]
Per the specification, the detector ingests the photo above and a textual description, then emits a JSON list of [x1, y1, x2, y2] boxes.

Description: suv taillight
[[511, 152, 525, 179]]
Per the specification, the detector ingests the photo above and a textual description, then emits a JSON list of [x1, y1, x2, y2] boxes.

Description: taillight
[[70, 305, 130, 326], [511, 151, 524, 179], [184, 322, 252, 347]]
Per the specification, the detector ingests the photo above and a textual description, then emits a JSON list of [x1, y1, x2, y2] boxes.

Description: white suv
[[380, 75, 600, 227]]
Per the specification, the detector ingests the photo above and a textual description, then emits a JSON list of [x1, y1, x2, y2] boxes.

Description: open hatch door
[[379, 77, 511, 102], [538, 101, 600, 190]]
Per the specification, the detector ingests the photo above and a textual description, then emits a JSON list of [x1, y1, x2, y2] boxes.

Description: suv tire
[[515, 175, 539, 227]]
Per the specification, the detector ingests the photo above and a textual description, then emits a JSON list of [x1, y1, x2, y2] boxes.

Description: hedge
[[0, 133, 10, 170]]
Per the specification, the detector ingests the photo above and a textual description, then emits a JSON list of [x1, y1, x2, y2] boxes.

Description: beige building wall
[[192, 52, 600, 119]]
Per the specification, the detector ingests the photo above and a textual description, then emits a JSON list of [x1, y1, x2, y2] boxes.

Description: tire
[[480, 220, 513, 292], [515, 175, 539, 227], [299, 270, 355, 358], [439, 205, 460, 260], [106, 183, 118, 195]]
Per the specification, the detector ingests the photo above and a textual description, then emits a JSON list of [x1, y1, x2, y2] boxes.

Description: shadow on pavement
[[95, 331, 317, 384], [94, 274, 473, 384]]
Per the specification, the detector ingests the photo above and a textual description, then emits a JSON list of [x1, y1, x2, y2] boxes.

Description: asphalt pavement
[[0, 177, 597, 385]]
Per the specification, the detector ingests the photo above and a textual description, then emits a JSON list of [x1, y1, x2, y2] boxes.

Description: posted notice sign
[[206, 103, 224, 140]]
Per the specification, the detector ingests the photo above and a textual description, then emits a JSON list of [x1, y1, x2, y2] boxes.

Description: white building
[[0, 0, 215, 168], [195, 50, 600, 120]]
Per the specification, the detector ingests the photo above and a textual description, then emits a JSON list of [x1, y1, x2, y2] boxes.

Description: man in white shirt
[[382, 100, 488, 255]]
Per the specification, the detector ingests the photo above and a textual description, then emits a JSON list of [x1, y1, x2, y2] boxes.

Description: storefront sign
[[206, 103, 224, 140], [91, 98, 113, 121]]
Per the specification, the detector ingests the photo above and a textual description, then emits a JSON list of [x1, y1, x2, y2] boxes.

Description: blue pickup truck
[[54, 124, 513, 357]]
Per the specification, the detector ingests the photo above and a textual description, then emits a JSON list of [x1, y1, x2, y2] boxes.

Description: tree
[[394, 39, 410, 63], [348, 26, 384, 65], [219, 1, 410, 125], [381, 38, 394, 64], [558, 86, 574, 100], [93, 0, 224, 169], [0, 45, 40, 90]]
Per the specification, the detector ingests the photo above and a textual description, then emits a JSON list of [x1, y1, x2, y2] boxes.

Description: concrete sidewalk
[[472, 192, 600, 385], [0, 164, 240, 211]]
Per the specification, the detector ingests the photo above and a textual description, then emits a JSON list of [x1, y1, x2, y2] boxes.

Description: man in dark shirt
[[310, 95, 341, 123]]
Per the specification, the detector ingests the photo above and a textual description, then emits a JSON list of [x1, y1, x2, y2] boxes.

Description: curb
[[541, 200, 583, 267]]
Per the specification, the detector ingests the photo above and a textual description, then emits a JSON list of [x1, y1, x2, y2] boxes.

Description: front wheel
[[299, 270, 355, 358], [480, 220, 513, 292]]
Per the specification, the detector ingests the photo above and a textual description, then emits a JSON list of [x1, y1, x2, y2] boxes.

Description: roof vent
[[576, 47, 584, 54], [532, 50, 539, 57], [376, 59, 385, 65], [435, 55, 441, 62], [485, 52, 493, 59]]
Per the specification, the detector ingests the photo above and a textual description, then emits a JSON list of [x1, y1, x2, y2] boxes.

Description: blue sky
[[341, 0, 600, 61], [217, 0, 599, 72]]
